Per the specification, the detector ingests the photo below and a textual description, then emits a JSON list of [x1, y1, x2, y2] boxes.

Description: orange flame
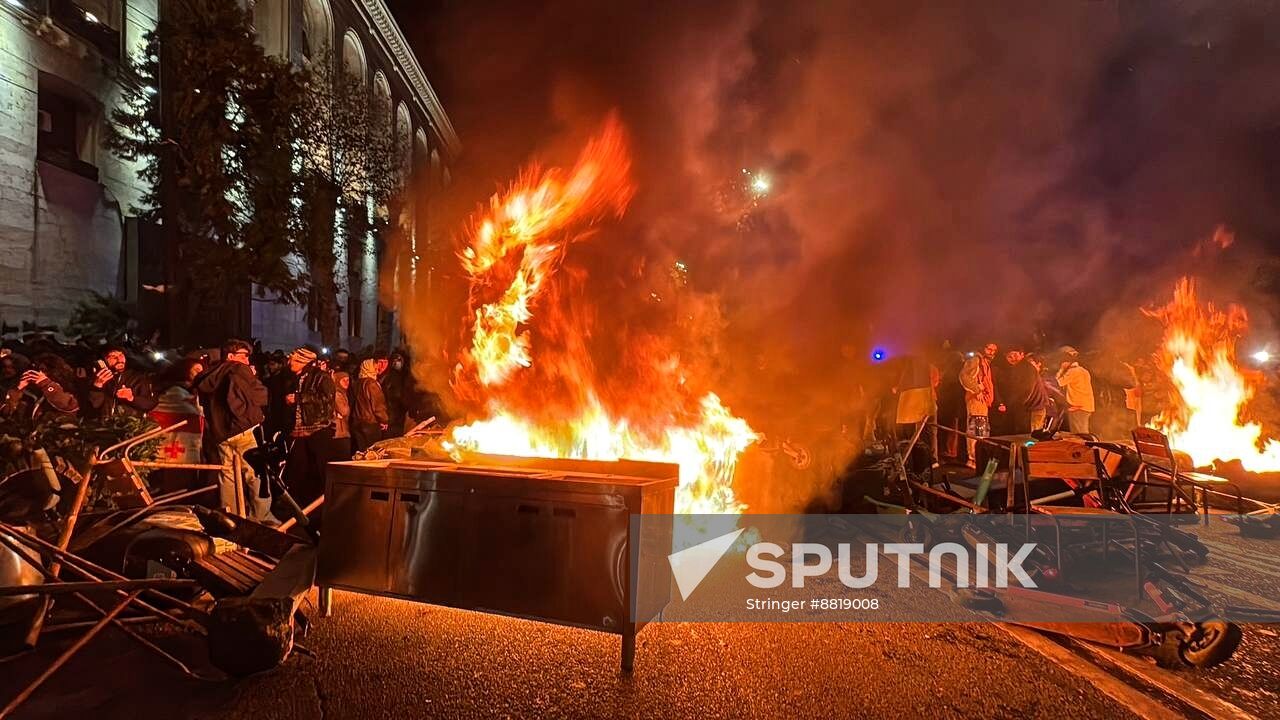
[[446, 116, 757, 512], [1144, 277, 1280, 472]]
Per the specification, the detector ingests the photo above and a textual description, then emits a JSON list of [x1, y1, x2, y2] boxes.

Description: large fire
[[1144, 277, 1280, 472], [441, 117, 757, 513]]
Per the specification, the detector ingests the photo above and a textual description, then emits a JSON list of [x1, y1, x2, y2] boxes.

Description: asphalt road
[[2, 589, 1142, 720]]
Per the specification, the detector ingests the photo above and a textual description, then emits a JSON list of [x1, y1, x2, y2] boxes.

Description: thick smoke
[[390, 0, 1280, 509]]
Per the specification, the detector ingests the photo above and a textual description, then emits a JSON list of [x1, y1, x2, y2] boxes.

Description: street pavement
[[1, 589, 1142, 720]]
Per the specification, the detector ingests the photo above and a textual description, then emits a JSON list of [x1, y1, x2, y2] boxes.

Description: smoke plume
[[389, 0, 1280, 509]]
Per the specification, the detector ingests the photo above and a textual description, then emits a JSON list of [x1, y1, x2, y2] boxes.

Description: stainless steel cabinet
[[317, 456, 678, 671]]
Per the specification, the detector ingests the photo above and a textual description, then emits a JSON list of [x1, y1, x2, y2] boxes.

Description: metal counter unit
[[316, 454, 678, 671]]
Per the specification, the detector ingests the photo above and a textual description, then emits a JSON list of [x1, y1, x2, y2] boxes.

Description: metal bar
[[72, 485, 219, 546], [148, 484, 219, 506], [232, 452, 245, 517], [22, 448, 97, 649], [123, 421, 189, 460], [131, 462, 227, 471], [0, 533, 208, 679], [0, 579, 198, 597], [907, 480, 985, 512], [277, 495, 324, 532], [0, 523, 207, 621], [64, 592, 214, 681], [43, 615, 155, 633], [0, 591, 140, 720], [102, 422, 184, 461]]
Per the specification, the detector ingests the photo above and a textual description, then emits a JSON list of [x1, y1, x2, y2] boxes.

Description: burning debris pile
[[406, 118, 758, 514], [1144, 277, 1280, 472]]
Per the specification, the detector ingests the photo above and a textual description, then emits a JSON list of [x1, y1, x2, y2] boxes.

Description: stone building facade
[[249, 0, 458, 351], [0, 0, 456, 349], [0, 0, 158, 331]]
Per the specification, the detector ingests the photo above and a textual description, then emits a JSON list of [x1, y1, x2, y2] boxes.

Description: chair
[[1021, 440, 1107, 511], [1020, 440, 1145, 595], [1129, 427, 1243, 519]]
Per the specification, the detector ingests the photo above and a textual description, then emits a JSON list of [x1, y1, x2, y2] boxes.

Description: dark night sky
[[385, 0, 1280, 410]]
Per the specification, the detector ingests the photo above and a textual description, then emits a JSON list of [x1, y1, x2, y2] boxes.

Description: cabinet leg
[[318, 586, 333, 618], [621, 631, 636, 673]]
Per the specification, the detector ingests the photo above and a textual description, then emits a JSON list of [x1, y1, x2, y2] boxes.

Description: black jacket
[[2, 378, 78, 420], [293, 366, 335, 436], [86, 368, 157, 419], [194, 361, 268, 445]]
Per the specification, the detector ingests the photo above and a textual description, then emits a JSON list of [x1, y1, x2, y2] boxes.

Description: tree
[[107, 0, 309, 345], [294, 53, 403, 346]]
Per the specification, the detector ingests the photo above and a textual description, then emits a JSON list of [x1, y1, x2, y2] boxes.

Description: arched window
[[300, 0, 333, 60], [413, 128, 430, 178], [395, 103, 412, 180], [341, 30, 367, 86], [430, 149, 443, 189], [373, 71, 392, 118]]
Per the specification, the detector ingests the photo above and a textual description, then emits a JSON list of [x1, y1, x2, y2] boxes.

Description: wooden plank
[[1026, 441, 1094, 463], [220, 551, 270, 579], [1027, 461, 1098, 480], [191, 557, 255, 595]]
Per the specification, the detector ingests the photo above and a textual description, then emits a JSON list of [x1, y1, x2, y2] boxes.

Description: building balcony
[[49, 0, 121, 62]]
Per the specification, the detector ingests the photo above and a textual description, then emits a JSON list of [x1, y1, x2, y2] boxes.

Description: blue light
[[871, 348, 887, 362]]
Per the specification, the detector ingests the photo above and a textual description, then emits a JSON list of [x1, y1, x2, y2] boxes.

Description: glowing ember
[[1144, 278, 1280, 472], [445, 116, 757, 513]]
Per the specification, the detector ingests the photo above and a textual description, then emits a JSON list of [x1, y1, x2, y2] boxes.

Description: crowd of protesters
[[888, 341, 1102, 468], [1, 335, 444, 525]]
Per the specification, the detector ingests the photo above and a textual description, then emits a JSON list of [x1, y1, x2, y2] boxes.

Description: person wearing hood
[[193, 339, 271, 521], [352, 355, 389, 451]]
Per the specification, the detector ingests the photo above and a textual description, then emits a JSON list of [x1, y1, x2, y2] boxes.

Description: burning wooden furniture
[[316, 454, 677, 671]]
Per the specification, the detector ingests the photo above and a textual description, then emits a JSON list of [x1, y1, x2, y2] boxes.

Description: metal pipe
[[101, 422, 183, 460], [22, 446, 96, 649], [0, 579, 198, 597], [78, 484, 219, 542], [232, 452, 245, 517], [278, 495, 325, 532], [0, 523, 207, 620], [130, 462, 227, 471], [0, 534, 209, 679], [43, 615, 155, 633], [0, 591, 140, 720], [908, 480, 985, 512]]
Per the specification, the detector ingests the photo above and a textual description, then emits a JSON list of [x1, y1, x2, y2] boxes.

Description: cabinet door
[[388, 488, 468, 603], [317, 482, 393, 592], [461, 497, 629, 630]]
